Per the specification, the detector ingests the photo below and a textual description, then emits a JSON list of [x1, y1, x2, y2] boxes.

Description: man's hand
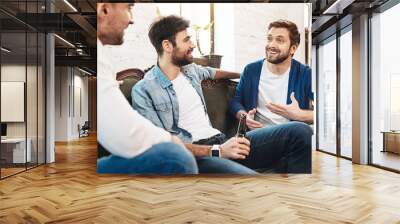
[[246, 108, 263, 130], [220, 137, 250, 159], [266, 92, 302, 120]]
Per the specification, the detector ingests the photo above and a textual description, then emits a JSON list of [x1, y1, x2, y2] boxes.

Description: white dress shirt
[[97, 39, 171, 158]]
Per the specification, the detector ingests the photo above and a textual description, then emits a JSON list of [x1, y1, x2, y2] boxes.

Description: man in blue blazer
[[229, 20, 314, 173]]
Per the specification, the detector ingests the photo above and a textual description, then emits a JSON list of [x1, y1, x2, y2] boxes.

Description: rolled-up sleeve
[[190, 63, 216, 80]]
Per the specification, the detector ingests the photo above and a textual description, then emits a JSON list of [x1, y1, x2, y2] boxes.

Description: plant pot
[[202, 54, 223, 68], [193, 57, 209, 67]]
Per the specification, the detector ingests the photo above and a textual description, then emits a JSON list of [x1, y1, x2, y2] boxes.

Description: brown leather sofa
[[98, 67, 240, 158]]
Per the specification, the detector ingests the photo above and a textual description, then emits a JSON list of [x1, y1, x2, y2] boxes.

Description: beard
[[171, 47, 193, 67], [265, 46, 291, 64]]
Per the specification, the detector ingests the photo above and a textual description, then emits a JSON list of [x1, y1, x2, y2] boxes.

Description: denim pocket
[[154, 103, 169, 112]]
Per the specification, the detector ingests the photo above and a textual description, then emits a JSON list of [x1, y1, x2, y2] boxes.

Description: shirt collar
[[153, 65, 173, 89]]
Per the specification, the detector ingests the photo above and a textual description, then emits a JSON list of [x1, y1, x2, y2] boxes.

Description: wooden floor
[[1, 167, 26, 177], [1, 135, 400, 223]]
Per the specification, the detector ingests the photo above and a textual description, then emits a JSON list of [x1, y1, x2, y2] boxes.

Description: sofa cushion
[[201, 79, 238, 138]]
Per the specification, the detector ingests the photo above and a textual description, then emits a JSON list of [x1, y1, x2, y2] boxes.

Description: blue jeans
[[195, 121, 312, 173], [97, 142, 198, 175]]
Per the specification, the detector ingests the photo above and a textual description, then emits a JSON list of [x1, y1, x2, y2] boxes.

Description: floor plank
[[0, 135, 400, 223]]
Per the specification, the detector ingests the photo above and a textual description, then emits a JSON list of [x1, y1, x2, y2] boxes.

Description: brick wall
[[104, 3, 310, 73]]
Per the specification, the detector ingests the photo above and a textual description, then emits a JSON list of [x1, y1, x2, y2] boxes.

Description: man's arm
[[299, 99, 314, 124], [192, 64, 239, 80], [295, 109, 313, 124], [98, 76, 171, 159], [184, 137, 251, 159], [184, 144, 211, 157], [214, 69, 240, 80]]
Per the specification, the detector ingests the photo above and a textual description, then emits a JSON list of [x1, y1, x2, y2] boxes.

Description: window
[[339, 27, 352, 158], [370, 2, 400, 171], [0, 0, 47, 179], [317, 36, 337, 154]]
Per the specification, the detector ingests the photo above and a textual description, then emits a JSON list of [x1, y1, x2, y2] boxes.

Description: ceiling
[[311, 0, 390, 43], [0, 0, 96, 74]]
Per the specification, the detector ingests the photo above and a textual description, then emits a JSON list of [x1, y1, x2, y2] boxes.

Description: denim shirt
[[131, 63, 216, 143]]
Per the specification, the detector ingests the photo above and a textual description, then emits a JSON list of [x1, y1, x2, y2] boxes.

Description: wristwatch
[[210, 145, 221, 157]]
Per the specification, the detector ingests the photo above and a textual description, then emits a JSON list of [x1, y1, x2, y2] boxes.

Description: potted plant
[[192, 22, 223, 68], [191, 5, 223, 68]]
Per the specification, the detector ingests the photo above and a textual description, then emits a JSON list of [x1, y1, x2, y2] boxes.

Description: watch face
[[211, 149, 220, 157]]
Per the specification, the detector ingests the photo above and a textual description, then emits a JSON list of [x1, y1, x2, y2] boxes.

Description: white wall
[[1, 63, 46, 164], [1, 65, 36, 138], [216, 3, 308, 72], [103, 3, 311, 74], [55, 66, 69, 141], [54, 67, 89, 141]]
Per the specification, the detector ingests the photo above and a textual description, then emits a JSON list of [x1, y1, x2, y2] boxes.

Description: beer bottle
[[236, 113, 247, 138]]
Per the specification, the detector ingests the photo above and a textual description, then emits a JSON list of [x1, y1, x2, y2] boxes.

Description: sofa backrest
[[116, 68, 239, 137], [201, 79, 239, 138], [116, 68, 145, 105]]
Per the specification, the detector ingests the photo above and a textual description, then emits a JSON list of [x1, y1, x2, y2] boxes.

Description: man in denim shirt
[[133, 16, 310, 173]]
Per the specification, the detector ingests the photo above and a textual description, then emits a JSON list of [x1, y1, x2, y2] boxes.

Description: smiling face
[[170, 29, 195, 67], [265, 27, 297, 64]]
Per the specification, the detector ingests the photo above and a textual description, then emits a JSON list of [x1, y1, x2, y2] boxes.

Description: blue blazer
[[229, 59, 313, 117]]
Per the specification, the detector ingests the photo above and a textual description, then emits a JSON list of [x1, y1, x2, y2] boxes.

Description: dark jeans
[[195, 121, 312, 173], [193, 134, 257, 174]]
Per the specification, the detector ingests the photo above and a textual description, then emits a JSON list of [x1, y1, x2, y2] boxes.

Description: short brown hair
[[268, 20, 300, 47], [148, 15, 190, 55]]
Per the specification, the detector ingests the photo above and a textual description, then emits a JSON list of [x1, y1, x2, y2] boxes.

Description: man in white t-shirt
[[96, 3, 198, 174], [132, 16, 261, 174], [229, 20, 314, 173]]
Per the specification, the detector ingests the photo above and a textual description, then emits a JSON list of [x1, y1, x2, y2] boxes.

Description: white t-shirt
[[171, 73, 220, 141], [255, 61, 290, 126], [97, 39, 171, 159]]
